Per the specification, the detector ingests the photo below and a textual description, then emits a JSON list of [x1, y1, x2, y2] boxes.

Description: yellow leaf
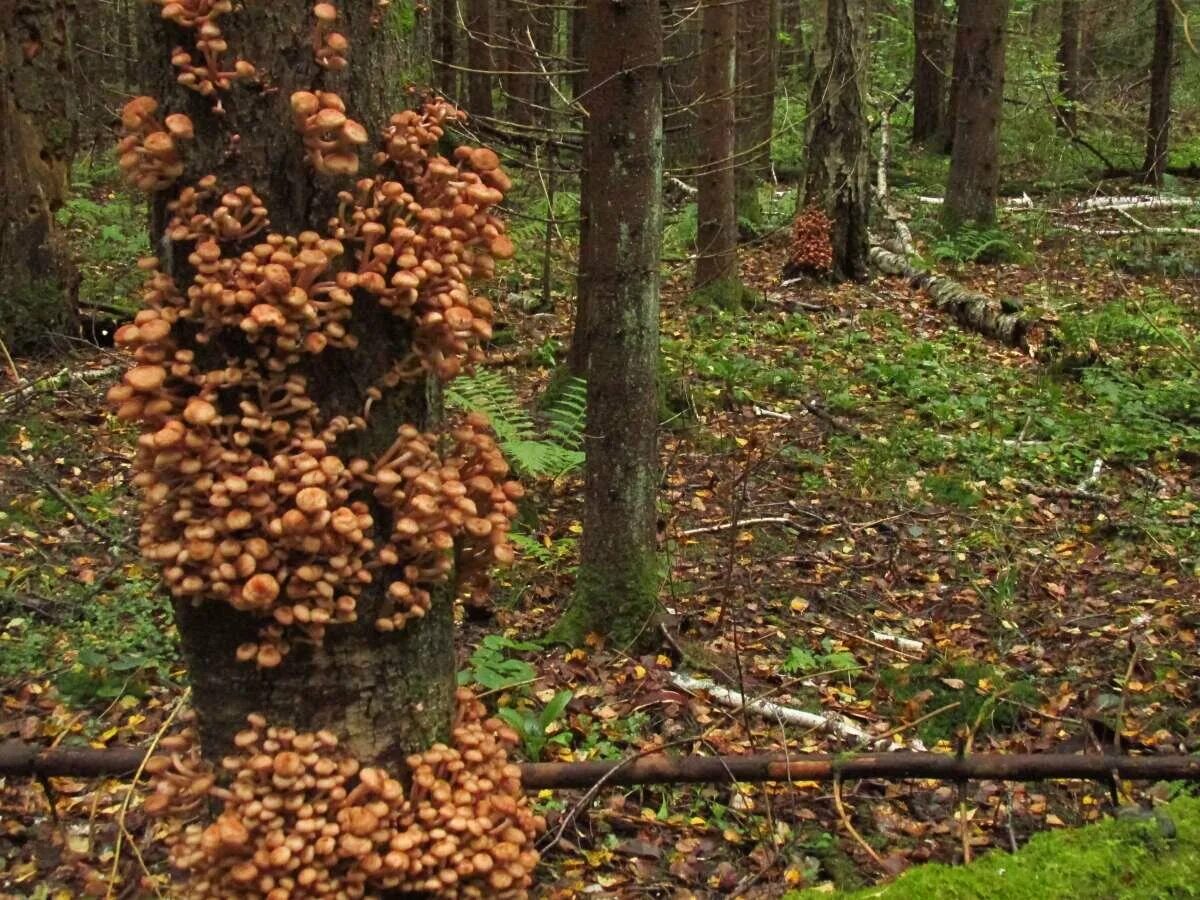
[[790, 598, 809, 614], [1045, 814, 1065, 827]]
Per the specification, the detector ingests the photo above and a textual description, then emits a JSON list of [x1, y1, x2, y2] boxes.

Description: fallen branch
[[752, 405, 794, 421], [916, 194, 1035, 209], [13, 453, 138, 551], [6, 740, 1200, 788], [1070, 194, 1200, 212], [804, 397, 870, 441], [1015, 478, 1117, 505], [669, 672, 872, 742], [869, 244, 1048, 356], [0, 365, 121, 413], [679, 517, 804, 537], [1112, 207, 1200, 236], [870, 631, 925, 654]]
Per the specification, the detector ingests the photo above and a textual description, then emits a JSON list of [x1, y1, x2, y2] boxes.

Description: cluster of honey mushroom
[[145, 690, 544, 898], [118, 97, 195, 192], [790, 204, 835, 276], [153, 0, 256, 107], [110, 35, 519, 667]]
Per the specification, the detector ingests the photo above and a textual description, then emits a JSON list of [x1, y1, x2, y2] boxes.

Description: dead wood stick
[[669, 672, 872, 742], [679, 517, 803, 537], [804, 397, 870, 441], [13, 454, 138, 551], [6, 740, 1200, 788], [1014, 478, 1117, 505], [869, 244, 1044, 355]]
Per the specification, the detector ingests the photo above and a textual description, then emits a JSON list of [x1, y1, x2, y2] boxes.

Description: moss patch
[[788, 794, 1200, 899], [878, 658, 1039, 744]]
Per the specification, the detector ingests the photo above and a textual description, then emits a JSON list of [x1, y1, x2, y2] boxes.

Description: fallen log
[[869, 244, 1049, 356], [1070, 194, 1200, 212], [4, 740, 1199, 789]]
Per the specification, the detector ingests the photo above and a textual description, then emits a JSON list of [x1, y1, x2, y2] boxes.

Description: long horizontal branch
[[4, 741, 1199, 789]]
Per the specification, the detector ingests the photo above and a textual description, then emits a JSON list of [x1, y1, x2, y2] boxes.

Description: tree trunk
[[803, 0, 870, 282], [664, 0, 701, 171], [137, 0, 457, 767], [569, 0, 586, 103], [1055, 0, 1080, 132], [695, 0, 741, 303], [735, 0, 779, 229], [505, 0, 549, 130], [939, 0, 966, 152], [912, 0, 947, 144], [566, 2, 593, 380], [556, 0, 663, 648], [0, 0, 79, 353], [780, 0, 807, 72], [433, 0, 459, 97], [466, 0, 494, 117], [942, 0, 1009, 229], [1142, 0, 1174, 185]]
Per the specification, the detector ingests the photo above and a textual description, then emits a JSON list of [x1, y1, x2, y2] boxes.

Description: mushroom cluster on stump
[[109, 92, 518, 668], [146, 690, 544, 898], [789, 204, 835, 276], [153, 0, 256, 107], [112, 0, 540, 893], [118, 98, 194, 192]]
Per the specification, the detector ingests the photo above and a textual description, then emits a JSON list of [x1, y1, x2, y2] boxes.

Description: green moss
[[692, 276, 756, 312], [549, 545, 663, 652], [787, 794, 1200, 899], [878, 658, 1038, 744]]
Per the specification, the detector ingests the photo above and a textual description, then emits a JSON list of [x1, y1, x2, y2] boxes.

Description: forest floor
[[1, 174, 1198, 897]]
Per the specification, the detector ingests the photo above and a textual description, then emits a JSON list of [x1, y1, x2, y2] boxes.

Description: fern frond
[[445, 370, 587, 479], [543, 376, 587, 450], [445, 370, 536, 443]]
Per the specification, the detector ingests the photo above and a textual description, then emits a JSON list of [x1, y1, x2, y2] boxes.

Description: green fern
[[446, 371, 586, 478], [932, 226, 1022, 265], [543, 376, 587, 450]]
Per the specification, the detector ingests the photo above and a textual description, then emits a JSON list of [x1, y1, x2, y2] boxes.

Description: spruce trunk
[[803, 0, 870, 282], [558, 0, 663, 649], [695, 0, 741, 305], [140, 1, 455, 767], [942, 0, 1009, 229], [1142, 0, 1174, 185], [912, 0, 947, 144], [0, 0, 79, 352], [735, 0, 779, 228]]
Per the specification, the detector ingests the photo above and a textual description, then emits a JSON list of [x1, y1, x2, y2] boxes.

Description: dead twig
[[833, 774, 889, 872]]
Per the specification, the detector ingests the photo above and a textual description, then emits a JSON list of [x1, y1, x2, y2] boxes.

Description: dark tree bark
[[803, 0, 870, 281], [942, 0, 1009, 229], [140, 1, 456, 767], [556, 0, 663, 648], [1142, 0, 1175, 185], [940, 0, 966, 153], [570, 0, 586, 102], [912, 0, 948, 144], [664, 0, 701, 171], [1055, 0, 1080, 132], [695, 0, 741, 303], [466, 0, 495, 117], [735, 0, 779, 228], [0, 0, 80, 352], [433, 0, 459, 97], [505, 0, 550, 129], [780, 0, 807, 72], [566, 1, 593, 380]]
